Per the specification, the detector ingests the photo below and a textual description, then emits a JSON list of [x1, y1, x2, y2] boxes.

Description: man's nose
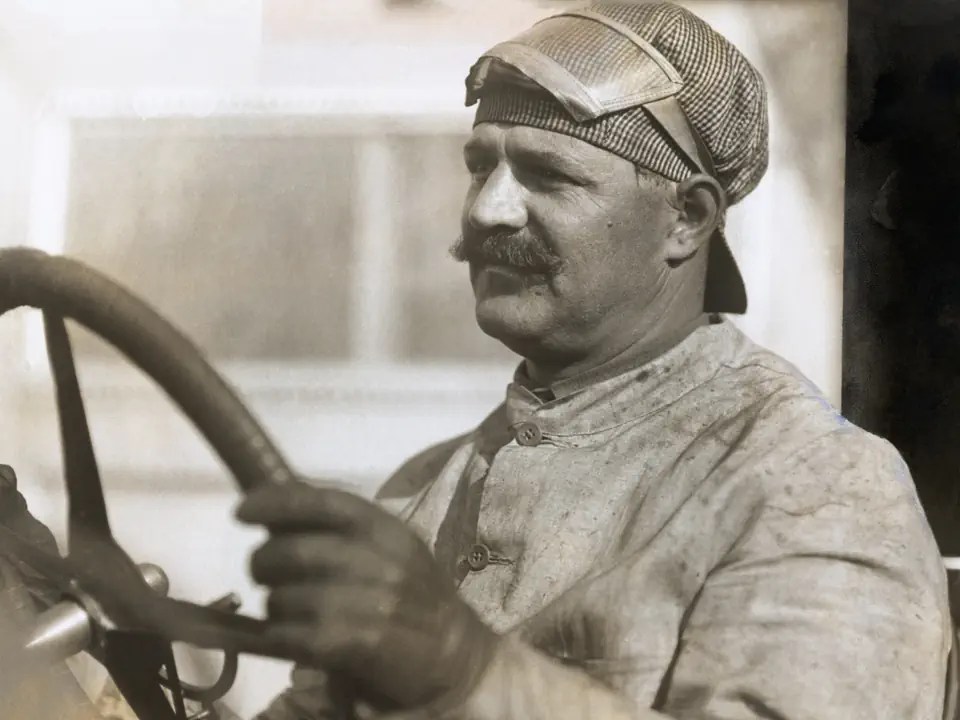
[[466, 165, 528, 231]]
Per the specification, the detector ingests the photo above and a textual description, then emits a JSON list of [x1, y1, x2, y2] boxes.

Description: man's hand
[[236, 480, 500, 714], [0, 464, 64, 610]]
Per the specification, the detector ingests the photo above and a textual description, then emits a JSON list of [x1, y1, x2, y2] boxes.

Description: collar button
[[514, 421, 543, 447]]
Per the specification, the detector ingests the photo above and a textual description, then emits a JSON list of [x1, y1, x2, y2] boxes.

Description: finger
[[236, 481, 392, 534], [237, 483, 419, 558], [264, 581, 445, 642], [264, 582, 397, 624], [263, 619, 383, 670], [249, 534, 405, 586]]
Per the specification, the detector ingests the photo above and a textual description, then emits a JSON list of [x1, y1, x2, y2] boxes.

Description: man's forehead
[[466, 122, 623, 165]]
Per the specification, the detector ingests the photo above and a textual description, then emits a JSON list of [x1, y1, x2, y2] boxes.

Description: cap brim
[[704, 228, 747, 314]]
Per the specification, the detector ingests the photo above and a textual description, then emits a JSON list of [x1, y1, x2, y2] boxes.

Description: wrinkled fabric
[[259, 319, 951, 719]]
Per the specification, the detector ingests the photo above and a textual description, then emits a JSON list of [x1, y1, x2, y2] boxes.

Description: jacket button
[[466, 544, 491, 571], [514, 421, 543, 447]]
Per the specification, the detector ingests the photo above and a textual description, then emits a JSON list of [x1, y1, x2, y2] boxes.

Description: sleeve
[[374, 432, 471, 504], [657, 430, 952, 719]]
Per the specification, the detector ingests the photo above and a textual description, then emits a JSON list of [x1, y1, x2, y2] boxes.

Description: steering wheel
[[0, 247, 302, 719]]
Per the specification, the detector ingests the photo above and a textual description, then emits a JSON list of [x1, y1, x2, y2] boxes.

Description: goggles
[[465, 9, 716, 180]]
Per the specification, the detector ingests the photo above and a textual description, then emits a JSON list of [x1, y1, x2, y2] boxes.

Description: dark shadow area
[[844, 0, 960, 553]]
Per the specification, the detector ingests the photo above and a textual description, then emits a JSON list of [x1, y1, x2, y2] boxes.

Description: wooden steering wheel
[[0, 247, 301, 719]]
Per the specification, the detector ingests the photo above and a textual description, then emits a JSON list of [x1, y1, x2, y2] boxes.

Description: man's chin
[[469, 264, 556, 347], [473, 293, 551, 349]]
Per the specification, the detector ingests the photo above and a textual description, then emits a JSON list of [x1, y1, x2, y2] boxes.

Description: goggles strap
[[643, 96, 717, 177]]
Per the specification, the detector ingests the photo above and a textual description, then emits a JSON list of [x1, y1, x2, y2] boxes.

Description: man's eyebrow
[[461, 138, 592, 178]]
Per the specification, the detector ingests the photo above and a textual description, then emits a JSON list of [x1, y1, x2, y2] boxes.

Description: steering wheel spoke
[[43, 311, 113, 554]]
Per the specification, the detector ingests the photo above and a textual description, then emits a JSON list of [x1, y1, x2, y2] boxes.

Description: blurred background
[[0, 0, 847, 716]]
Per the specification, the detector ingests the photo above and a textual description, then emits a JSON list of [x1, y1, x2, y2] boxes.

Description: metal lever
[[23, 562, 170, 663], [158, 592, 243, 707]]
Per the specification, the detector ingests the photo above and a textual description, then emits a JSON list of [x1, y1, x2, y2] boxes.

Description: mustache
[[449, 228, 563, 274]]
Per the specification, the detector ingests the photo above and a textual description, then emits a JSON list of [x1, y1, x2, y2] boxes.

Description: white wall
[[691, 0, 849, 405]]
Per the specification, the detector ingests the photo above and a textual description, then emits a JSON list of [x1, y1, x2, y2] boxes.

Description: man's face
[[455, 122, 678, 362]]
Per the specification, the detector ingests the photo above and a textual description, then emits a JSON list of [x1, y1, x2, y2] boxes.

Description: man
[[244, 2, 952, 718]]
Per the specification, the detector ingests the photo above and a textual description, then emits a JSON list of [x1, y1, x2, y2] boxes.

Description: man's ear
[[664, 174, 726, 264]]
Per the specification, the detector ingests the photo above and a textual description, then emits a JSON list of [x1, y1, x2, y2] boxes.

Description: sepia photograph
[[0, 0, 957, 718]]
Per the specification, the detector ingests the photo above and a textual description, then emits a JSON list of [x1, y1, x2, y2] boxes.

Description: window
[[66, 118, 356, 361], [61, 116, 517, 368]]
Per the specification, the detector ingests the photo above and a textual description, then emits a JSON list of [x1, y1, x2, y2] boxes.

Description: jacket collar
[[501, 316, 745, 438]]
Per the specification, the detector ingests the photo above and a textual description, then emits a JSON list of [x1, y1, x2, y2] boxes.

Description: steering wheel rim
[[0, 246, 302, 718], [0, 247, 297, 491]]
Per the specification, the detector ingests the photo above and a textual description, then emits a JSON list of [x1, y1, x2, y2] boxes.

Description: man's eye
[[528, 166, 572, 184]]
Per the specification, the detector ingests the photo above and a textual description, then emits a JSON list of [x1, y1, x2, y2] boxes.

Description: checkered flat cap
[[466, 1, 769, 207]]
